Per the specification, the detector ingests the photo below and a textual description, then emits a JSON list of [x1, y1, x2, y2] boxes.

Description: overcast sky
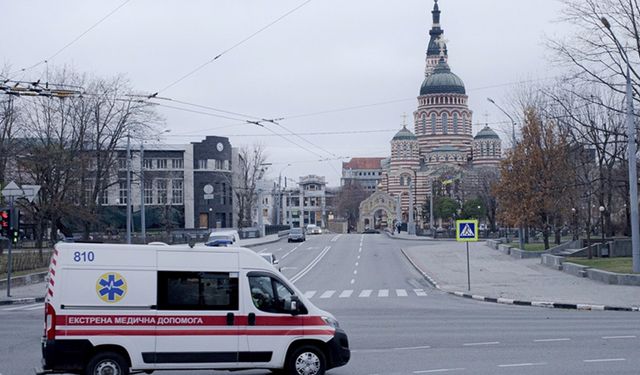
[[1, 0, 571, 185]]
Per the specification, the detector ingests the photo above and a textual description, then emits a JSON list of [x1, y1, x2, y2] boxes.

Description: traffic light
[[11, 229, 18, 244], [0, 209, 10, 238]]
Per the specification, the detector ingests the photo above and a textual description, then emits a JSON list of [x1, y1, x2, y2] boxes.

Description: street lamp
[[599, 205, 606, 254], [571, 207, 577, 241], [601, 17, 640, 272], [488, 97, 524, 250], [277, 164, 292, 225]]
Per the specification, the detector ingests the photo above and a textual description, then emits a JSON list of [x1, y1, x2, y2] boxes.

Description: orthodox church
[[359, 0, 502, 231]]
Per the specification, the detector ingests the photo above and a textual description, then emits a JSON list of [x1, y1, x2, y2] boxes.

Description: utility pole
[[140, 142, 146, 244], [408, 179, 416, 235], [126, 131, 132, 244], [430, 179, 435, 235]]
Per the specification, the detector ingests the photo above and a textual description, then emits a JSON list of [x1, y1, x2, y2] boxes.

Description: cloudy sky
[[1, 0, 571, 185]]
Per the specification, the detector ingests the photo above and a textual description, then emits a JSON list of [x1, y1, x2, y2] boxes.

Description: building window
[[100, 187, 109, 206], [400, 177, 405, 186], [431, 113, 437, 134], [157, 159, 168, 169], [119, 180, 127, 205], [172, 159, 184, 169], [157, 271, 239, 311], [442, 113, 449, 134], [143, 158, 153, 169], [223, 160, 229, 170], [172, 179, 183, 204], [422, 114, 427, 134], [221, 183, 226, 205], [453, 113, 459, 134], [198, 160, 207, 169], [144, 180, 153, 204], [157, 179, 167, 204], [118, 158, 127, 170]]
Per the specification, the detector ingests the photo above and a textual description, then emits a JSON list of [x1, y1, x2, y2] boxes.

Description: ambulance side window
[[248, 274, 295, 314], [157, 271, 239, 311]]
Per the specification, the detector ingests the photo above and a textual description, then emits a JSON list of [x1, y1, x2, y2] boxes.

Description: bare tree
[[234, 144, 268, 228], [334, 183, 369, 230]]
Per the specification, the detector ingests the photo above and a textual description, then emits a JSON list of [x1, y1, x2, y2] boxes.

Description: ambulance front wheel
[[85, 351, 130, 375], [285, 345, 326, 375]]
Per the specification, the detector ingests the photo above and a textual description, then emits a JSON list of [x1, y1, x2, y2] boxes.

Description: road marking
[[378, 289, 389, 297], [602, 335, 636, 339], [534, 338, 571, 342], [414, 368, 465, 374], [25, 304, 44, 311], [350, 279, 355, 284], [463, 341, 500, 346], [281, 243, 304, 260], [339, 290, 353, 298], [355, 262, 359, 267], [2, 303, 40, 311], [303, 291, 316, 299], [331, 234, 342, 242], [396, 289, 408, 297], [497, 362, 546, 368], [357, 255, 361, 260], [320, 290, 335, 299], [290, 246, 331, 283], [583, 358, 626, 363], [359, 290, 372, 297], [353, 270, 358, 275], [394, 345, 431, 351], [414, 289, 428, 296], [354, 345, 431, 354]]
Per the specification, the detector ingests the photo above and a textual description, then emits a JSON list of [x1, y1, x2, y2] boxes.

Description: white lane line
[[290, 246, 331, 283], [353, 270, 358, 275], [339, 290, 353, 298], [497, 362, 546, 368], [355, 262, 359, 267], [394, 345, 431, 351], [359, 290, 372, 298], [330, 234, 342, 242], [281, 243, 304, 260], [2, 303, 40, 311], [414, 368, 465, 374], [359, 248, 362, 253], [320, 290, 335, 299], [534, 338, 571, 342], [396, 289, 408, 297], [303, 291, 316, 299], [414, 289, 428, 297], [463, 341, 500, 346], [25, 304, 45, 311], [350, 279, 355, 285], [602, 335, 637, 340], [583, 358, 626, 363], [378, 289, 389, 297], [357, 255, 361, 260]]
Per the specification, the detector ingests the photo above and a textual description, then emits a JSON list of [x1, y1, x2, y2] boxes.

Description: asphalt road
[[1, 233, 639, 375]]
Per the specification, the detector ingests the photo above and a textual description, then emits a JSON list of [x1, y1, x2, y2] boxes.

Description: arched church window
[[431, 113, 437, 134], [453, 113, 459, 134], [422, 114, 427, 134], [442, 113, 448, 134], [400, 176, 404, 186]]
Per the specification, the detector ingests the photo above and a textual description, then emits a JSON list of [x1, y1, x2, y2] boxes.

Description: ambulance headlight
[[322, 316, 340, 329]]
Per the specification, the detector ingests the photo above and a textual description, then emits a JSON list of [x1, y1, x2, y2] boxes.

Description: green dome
[[474, 126, 500, 140], [393, 126, 417, 141], [420, 58, 466, 96]]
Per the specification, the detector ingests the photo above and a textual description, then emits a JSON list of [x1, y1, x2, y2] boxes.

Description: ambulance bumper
[[42, 338, 93, 372], [327, 329, 350, 369]]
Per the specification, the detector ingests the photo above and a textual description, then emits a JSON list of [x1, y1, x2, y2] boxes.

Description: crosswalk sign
[[456, 220, 478, 242]]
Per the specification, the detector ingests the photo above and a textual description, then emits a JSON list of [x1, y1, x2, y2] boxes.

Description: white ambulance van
[[38, 242, 349, 375]]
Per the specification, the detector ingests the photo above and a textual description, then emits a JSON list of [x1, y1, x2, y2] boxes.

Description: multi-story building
[[281, 175, 328, 228], [341, 157, 385, 192], [105, 136, 234, 230]]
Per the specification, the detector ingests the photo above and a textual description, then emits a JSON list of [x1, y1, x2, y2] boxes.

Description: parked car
[[363, 228, 379, 234], [306, 224, 322, 235], [208, 229, 239, 244], [205, 234, 234, 247], [259, 252, 281, 272], [288, 227, 306, 242]]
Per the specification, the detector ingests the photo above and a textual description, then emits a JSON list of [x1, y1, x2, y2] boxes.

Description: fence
[[0, 249, 52, 276]]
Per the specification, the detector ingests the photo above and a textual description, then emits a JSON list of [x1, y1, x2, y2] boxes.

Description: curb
[[0, 271, 49, 291], [241, 236, 285, 248], [400, 248, 640, 313], [0, 296, 45, 306]]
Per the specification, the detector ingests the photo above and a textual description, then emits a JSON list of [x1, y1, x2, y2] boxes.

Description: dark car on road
[[288, 227, 306, 242]]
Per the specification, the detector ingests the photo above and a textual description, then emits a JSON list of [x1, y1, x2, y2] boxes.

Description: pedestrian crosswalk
[[303, 288, 427, 300], [1, 288, 429, 313]]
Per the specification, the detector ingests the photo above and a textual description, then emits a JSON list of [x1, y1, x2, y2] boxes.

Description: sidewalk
[[0, 281, 47, 305], [384, 231, 434, 241], [403, 241, 640, 311]]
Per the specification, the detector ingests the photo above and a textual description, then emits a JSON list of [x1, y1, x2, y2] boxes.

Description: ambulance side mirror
[[285, 295, 301, 316]]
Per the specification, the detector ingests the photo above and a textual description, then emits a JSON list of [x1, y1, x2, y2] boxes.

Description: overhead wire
[[157, 0, 314, 94], [9, 0, 134, 77]]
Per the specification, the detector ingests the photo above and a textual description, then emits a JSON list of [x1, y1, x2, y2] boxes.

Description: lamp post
[[599, 205, 606, 255], [488, 97, 524, 250], [601, 17, 640, 272], [277, 164, 291, 225], [571, 207, 577, 241]]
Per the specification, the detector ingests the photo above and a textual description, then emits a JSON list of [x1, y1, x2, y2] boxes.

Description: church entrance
[[358, 191, 397, 232]]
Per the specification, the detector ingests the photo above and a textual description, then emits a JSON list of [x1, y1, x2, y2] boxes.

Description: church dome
[[474, 126, 500, 140], [420, 58, 466, 96], [392, 126, 417, 141]]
